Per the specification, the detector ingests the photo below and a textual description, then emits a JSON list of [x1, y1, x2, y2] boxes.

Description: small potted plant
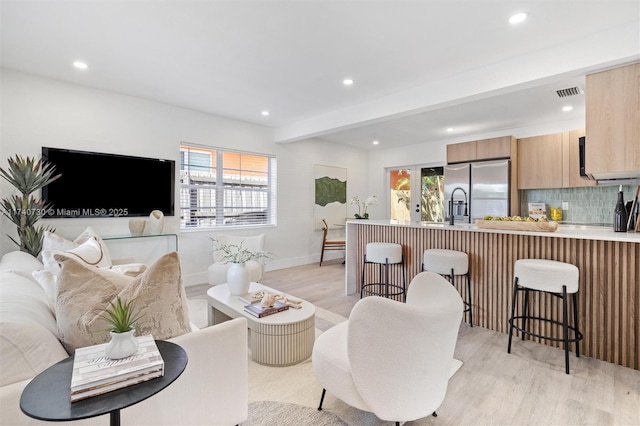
[[101, 296, 144, 359]]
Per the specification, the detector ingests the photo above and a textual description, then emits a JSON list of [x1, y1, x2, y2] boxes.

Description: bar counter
[[345, 220, 640, 370]]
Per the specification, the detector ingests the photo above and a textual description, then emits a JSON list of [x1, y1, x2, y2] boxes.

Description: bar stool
[[507, 259, 583, 374], [422, 249, 472, 326], [361, 242, 406, 301], [422, 249, 473, 327]]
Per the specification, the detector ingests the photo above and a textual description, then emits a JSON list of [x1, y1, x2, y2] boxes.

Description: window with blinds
[[179, 144, 277, 229]]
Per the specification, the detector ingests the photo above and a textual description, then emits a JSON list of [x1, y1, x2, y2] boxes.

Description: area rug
[[246, 401, 347, 425]]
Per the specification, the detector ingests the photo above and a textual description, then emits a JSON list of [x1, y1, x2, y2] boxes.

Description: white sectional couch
[[0, 250, 248, 426]]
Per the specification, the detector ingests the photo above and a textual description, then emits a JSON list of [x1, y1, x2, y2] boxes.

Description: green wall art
[[314, 165, 347, 230]]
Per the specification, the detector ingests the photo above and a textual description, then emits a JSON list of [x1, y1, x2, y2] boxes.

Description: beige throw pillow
[[55, 251, 191, 353]]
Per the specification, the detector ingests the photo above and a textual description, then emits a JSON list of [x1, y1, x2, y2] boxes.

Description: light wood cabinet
[[517, 133, 563, 189], [476, 136, 514, 160], [518, 129, 596, 189], [565, 128, 596, 188], [447, 141, 477, 163], [585, 62, 640, 178], [447, 136, 514, 164]]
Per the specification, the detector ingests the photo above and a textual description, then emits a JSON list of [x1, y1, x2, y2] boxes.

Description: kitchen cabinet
[[447, 141, 477, 163], [517, 133, 563, 189], [518, 129, 596, 189], [585, 62, 640, 179], [565, 128, 596, 188], [447, 136, 514, 164], [476, 136, 514, 160]]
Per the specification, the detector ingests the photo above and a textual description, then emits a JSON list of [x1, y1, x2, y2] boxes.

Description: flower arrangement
[[211, 238, 273, 264], [350, 194, 379, 219]]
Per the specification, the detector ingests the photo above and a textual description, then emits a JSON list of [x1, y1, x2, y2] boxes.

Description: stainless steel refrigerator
[[444, 160, 511, 223]]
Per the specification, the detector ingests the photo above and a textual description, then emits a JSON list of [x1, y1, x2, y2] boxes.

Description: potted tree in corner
[[0, 155, 60, 257]]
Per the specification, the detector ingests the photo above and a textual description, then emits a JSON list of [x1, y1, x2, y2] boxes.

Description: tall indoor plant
[[0, 155, 61, 257]]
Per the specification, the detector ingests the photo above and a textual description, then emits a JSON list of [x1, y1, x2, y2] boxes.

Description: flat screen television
[[42, 147, 175, 218]]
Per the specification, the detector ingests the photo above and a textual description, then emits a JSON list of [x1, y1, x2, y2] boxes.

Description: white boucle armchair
[[207, 234, 265, 286], [312, 271, 463, 425]]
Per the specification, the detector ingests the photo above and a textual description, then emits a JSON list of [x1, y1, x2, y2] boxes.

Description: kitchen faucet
[[449, 187, 468, 226]]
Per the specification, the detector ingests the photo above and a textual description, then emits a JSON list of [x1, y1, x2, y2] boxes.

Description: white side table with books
[[207, 282, 316, 366]]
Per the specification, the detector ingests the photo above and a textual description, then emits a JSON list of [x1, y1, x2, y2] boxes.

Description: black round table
[[20, 340, 187, 426]]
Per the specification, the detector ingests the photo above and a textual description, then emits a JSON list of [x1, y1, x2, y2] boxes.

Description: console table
[[20, 341, 187, 426], [103, 233, 178, 264]]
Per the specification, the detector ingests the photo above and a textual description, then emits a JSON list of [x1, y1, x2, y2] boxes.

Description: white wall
[[0, 69, 369, 285]]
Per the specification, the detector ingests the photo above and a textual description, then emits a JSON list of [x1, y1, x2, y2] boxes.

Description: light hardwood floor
[[188, 260, 640, 425]]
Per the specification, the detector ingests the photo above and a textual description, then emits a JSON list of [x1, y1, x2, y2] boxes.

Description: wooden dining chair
[[319, 219, 346, 266]]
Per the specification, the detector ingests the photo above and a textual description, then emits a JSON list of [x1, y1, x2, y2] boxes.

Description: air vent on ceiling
[[555, 86, 584, 98]]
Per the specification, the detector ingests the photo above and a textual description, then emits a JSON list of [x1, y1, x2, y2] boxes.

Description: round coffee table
[[20, 341, 187, 426], [207, 282, 316, 366]]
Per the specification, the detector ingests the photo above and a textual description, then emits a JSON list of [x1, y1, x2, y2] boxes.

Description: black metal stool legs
[[507, 277, 583, 374]]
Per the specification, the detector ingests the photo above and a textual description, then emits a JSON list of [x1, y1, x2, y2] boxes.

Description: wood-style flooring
[[187, 260, 640, 425]]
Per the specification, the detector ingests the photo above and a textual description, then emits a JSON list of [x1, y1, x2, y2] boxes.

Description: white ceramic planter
[[105, 329, 139, 359], [227, 263, 250, 295]]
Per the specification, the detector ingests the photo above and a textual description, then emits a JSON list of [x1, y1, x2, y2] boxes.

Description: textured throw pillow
[[55, 251, 191, 353]]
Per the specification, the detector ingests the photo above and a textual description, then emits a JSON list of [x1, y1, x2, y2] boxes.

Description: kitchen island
[[345, 220, 640, 370]]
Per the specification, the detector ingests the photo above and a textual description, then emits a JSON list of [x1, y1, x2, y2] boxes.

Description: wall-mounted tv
[[42, 147, 175, 218]]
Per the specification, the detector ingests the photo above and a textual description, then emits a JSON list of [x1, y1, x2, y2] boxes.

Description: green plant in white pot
[[211, 238, 272, 295], [101, 297, 144, 359], [0, 155, 61, 257]]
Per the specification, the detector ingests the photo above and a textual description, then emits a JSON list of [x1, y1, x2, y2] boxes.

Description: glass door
[[388, 166, 444, 222], [389, 168, 412, 221]]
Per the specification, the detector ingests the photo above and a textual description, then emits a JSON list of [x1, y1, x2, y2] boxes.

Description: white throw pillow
[[41, 227, 112, 273]]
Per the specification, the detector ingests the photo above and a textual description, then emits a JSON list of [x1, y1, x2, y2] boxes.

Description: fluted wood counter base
[[346, 223, 639, 370]]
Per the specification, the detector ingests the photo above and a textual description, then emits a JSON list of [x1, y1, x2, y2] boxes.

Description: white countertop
[[347, 219, 640, 243]]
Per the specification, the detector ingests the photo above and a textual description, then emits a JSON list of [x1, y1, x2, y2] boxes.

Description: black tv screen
[[42, 147, 175, 218]]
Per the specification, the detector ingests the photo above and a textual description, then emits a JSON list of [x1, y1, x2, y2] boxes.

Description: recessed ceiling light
[[73, 61, 88, 70], [562, 105, 573, 112], [446, 127, 454, 132], [509, 12, 527, 24], [372, 140, 379, 145], [261, 110, 270, 116], [343, 78, 354, 86]]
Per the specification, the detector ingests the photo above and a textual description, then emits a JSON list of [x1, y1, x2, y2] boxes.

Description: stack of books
[[70, 334, 164, 402], [243, 300, 289, 318]]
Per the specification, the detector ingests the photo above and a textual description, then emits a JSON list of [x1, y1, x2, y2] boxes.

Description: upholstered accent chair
[[207, 234, 266, 286], [312, 271, 463, 425]]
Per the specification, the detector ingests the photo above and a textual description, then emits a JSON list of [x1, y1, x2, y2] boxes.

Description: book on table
[[243, 300, 289, 318], [70, 334, 164, 402]]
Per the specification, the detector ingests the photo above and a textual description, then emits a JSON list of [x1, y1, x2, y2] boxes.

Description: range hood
[[588, 170, 640, 186]]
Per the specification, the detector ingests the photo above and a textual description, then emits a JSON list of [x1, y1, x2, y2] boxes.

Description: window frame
[[179, 143, 277, 230]]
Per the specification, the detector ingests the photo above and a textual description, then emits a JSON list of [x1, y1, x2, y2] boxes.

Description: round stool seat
[[514, 259, 579, 294], [423, 249, 468, 275], [366, 242, 402, 264]]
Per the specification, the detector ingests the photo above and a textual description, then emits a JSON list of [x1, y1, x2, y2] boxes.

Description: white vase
[[128, 218, 146, 236], [146, 210, 164, 235], [105, 329, 139, 359], [227, 262, 250, 295]]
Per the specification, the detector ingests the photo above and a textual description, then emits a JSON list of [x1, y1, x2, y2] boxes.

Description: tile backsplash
[[521, 184, 639, 225]]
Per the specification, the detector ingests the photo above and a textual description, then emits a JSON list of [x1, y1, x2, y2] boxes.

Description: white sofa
[[0, 251, 248, 426]]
